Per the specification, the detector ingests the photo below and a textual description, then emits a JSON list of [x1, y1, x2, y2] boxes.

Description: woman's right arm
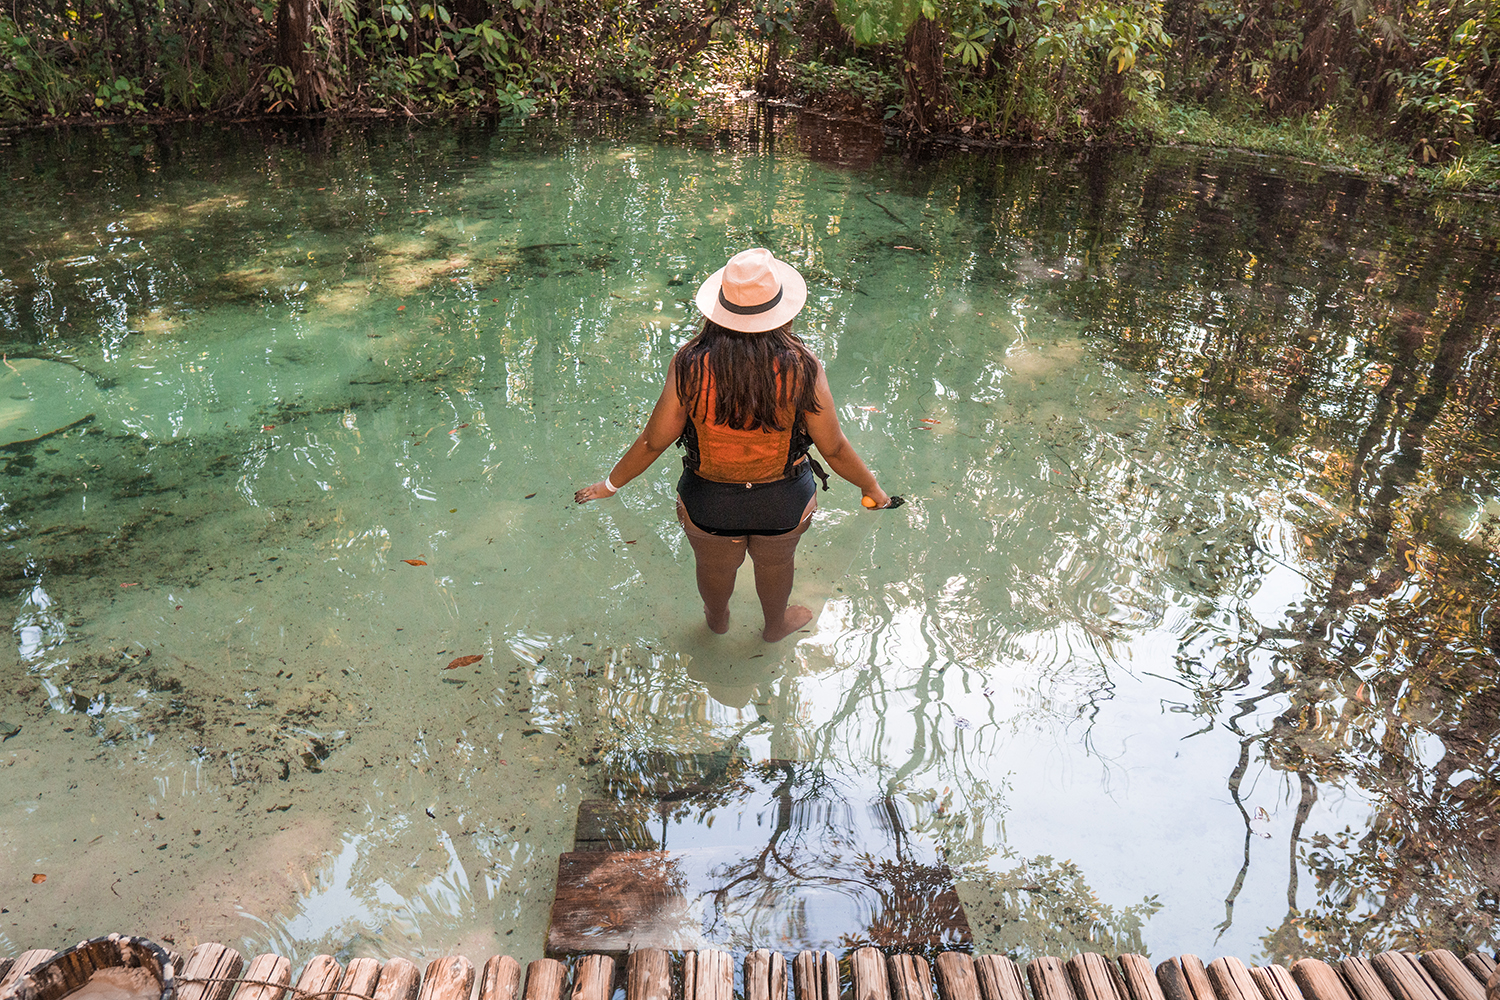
[[574, 358, 688, 503], [803, 362, 892, 509]]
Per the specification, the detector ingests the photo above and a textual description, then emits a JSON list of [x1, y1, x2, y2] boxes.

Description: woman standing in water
[[575, 247, 893, 642]]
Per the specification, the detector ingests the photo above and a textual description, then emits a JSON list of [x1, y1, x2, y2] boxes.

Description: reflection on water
[[0, 110, 1497, 967]]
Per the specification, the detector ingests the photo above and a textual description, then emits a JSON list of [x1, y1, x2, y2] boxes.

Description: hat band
[[718, 285, 783, 315]]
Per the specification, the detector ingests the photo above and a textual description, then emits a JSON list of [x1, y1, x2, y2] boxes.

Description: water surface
[[1, 109, 1497, 967]]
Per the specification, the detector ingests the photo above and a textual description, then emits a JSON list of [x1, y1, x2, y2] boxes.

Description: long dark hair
[[674, 319, 821, 431]]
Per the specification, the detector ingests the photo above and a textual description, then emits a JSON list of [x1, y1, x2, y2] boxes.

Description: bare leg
[[678, 500, 747, 633], [747, 504, 815, 642]]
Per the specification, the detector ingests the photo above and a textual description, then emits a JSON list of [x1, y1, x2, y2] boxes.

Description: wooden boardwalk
[[1, 942, 1496, 1000]]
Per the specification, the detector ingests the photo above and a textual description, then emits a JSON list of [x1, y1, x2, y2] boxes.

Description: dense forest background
[[0, 0, 1497, 180]]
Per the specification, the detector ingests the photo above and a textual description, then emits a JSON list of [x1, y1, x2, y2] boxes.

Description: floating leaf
[[402, 558, 427, 566], [31, 873, 45, 883], [446, 654, 483, 669], [524, 493, 536, 499]]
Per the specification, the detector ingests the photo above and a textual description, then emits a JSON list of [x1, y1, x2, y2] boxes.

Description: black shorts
[[677, 462, 816, 536]]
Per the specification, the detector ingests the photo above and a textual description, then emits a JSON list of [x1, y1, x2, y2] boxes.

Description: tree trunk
[[901, 13, 948, 133], [275, 0, 324, 110]]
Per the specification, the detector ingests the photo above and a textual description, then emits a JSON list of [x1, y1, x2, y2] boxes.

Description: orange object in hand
[[862, 495, 878, 508]]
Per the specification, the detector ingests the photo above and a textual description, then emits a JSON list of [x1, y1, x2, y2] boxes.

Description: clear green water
[[2, 110, 1498, 968]]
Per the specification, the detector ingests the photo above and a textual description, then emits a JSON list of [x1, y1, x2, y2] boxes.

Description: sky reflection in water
[[0, 110, 1497, 966]]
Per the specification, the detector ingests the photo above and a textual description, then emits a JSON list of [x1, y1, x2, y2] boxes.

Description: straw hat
[[695, 248, 808, 332]]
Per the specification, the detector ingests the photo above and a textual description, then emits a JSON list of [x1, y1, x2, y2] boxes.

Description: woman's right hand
[[861, 485, 893, 509], [575, 481, 615, 503]]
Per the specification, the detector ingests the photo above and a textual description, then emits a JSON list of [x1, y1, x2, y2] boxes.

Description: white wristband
[[604, 476, 619, 493]]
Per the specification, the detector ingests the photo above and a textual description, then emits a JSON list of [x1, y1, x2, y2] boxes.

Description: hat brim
[[695, 256, 808, 332]]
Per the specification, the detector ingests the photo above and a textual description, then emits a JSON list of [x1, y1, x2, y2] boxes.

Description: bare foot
[[763, 605, 813, 642], [705, 606, 730, 634]]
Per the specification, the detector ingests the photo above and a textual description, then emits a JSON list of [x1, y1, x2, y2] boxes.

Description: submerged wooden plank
[[1371, 953, 1445, 1000], [626, 949, 671, 1000], [525, 960, 567, 1000], [1249, 966, 1302, 1000], [935, 953, 980, 1000], [338, 958, 382, 1000], [178, 942, 245, 1000], [572, 955, 616, 1000], [1118, 956, 1166, 1000], [974, 956, 1027, 1000], [372, 958, 421, 1000], [295, 956, 344, 1000], [852, 948, 892, 1000], [0, 960, 13, 988], [1420, 951, 1484, 1000], [231, 954, 292, 1000], [1289, 960, 1353, 1000], [1341, 958, 1399, 1000], [479, 957, 522, 1000], [0, 950, 57, 992], [1205, 957, 1261, 1000], [1028, 958, 1078, 1000], [685, 951, 733, 1000], [1067, 954, 1124, 1000], [793, 951, 840, 1000], [889, 955, 933, 1000], [746, 950, 788, 1000]]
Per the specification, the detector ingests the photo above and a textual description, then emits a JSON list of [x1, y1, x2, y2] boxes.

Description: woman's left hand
[[575, 481, 615, 503]]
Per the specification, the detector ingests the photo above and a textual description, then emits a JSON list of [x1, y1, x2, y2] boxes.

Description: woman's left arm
[[575, 361, 688, 503]]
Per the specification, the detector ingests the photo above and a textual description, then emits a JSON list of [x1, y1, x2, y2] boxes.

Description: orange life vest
[[679, 370, 807, 484]]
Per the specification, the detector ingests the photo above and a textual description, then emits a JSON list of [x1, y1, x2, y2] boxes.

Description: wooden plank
[[373, 959, 421, 1000], [1205, 957, 1262, 1000], [0, 960, 13, 987], [1460, 960, 1494, 989], [479, 958, 522, 1000], [296, 957, 344, 1000], [1371, 954, 1445, 1000], [1486, 968, 1498, 1000], [418, 957, 475, 1000], [178, 943, 246, 1000], [1421, 952, 1484, 1000], [525, 961, 567, 1000], [1249, 966, 1302, 1000], [746, 950, 788, 1000], [1068, 955, 1124, 1000], [1340, 959, 1399, 1000], [974, 956, 1027, 1000], [888, 955, 933, 1000], [1118, 956, 1166, 1000], [793, 952, 839, 1000], [1156, 961, 1194, 1000], [684, 951, 733, 1000], [1179, 959, 1218, 1000], [936, 954, 980, 1000], [1029, 958, 1079, 1000], [231, 955, 292, 1000], [571, 956, 616, 1000], [1290, 961, 1353, 1000], [0, 950, 57, 992], [626, 950, 671, 1000], [339, 958, 382, 1000], [852, 948, 891, 1000]]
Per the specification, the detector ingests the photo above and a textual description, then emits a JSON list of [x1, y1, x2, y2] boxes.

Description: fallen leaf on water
[[447, 654, 483, 669], [624, 540, 637, 544], [397, 305, 406, 311], [921, 418, 941, 424], [894, 245, 916, 250], [262, 424, 275, 431], [402, 559, 427, 566], [524, 493, 536, 499], [32, 873, 45, 883], [859, 406, 880, 412], [120, 582, 139, 588]]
